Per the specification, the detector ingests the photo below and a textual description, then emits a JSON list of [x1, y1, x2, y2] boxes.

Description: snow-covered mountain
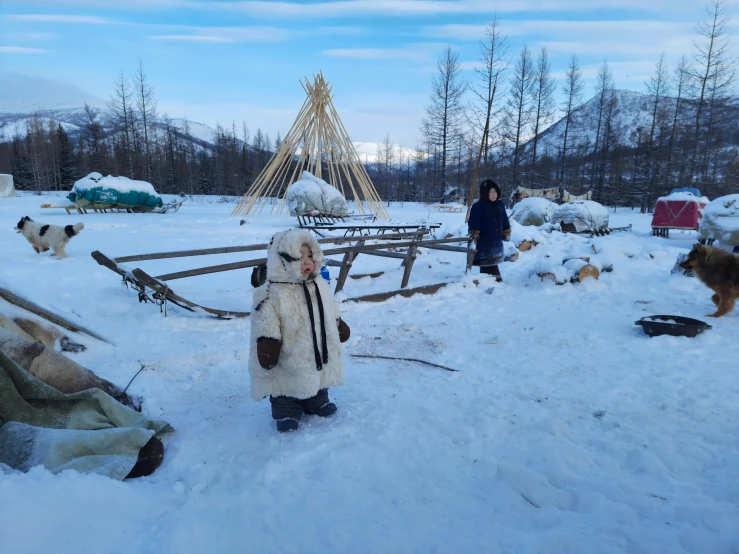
[[0, 107, 417, 162], [526, 89, 739, 156], [0, 107, 88, 142], [7, 74, 735, 159]]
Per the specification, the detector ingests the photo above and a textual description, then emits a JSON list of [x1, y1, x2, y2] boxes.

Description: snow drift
[[698, 194, 739, 246]]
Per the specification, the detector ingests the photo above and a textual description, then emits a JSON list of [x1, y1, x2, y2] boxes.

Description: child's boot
[[271, 395, 302, 432], [303, 389, 337, 417], [276, 418, 299, 432]]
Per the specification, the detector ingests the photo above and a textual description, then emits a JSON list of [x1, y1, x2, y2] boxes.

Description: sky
[[1, 0, 737, 147]]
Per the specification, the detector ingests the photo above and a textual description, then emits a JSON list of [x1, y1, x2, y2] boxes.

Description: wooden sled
[[92, 233, 476, 319], [93, 250, 454, 319], [430, 204, 464, 213], [152, 200, 184, 214], [559, 223, 633, 237], [131, 269, 251, 318], [92, 251, 249, 319], [40, 203, 84, 215]]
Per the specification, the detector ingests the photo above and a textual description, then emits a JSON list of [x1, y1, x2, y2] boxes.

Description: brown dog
[[680, 243, 739, 317]]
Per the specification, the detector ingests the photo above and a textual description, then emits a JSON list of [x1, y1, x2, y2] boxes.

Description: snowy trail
[[1, 195, 738, 553]]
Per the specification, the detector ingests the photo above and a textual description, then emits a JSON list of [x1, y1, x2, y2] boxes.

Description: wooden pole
[[465, 79, 496, 224], [334, 239, 364, 294], [155, 237, 468, 281], [0, 286, 114, 344], [400, 243, 419, 288]]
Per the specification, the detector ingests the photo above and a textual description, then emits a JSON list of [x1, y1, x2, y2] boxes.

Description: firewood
[[575, 264, 600, 281], [563, 255, 590, 264], [518, 240, 532, 251], [563, 258, 600, 282]]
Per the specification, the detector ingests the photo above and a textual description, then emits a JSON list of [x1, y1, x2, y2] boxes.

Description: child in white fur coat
[[249, 229, 350, 432]]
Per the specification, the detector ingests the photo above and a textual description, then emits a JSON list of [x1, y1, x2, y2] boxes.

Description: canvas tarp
[[0, 329, 172, 479], [510, 197, 558, 227], [286, 171, 349, 217], [68, 173, 163, 212], [0, 174, 15, 198], [651, 193, 707, 230], [699, 194, 739, 246], [550, 201, 609, 232]]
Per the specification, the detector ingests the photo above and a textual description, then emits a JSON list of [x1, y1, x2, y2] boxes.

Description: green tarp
[[68, 173, 163, 212]]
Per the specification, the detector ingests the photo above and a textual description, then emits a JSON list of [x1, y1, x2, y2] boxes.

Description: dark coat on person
[[468, 180, 511, 267]]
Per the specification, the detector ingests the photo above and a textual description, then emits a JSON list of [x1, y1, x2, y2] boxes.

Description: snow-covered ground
[[1, 193, 738, 554]]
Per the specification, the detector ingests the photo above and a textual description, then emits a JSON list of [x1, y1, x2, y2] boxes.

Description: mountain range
[[2, 74, 738, 162]]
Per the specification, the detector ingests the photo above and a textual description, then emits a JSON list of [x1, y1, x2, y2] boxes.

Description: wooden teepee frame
[[231, 72, 389, 220]]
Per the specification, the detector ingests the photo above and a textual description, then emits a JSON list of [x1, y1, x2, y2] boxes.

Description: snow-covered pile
[[286, 171, 349, 217], [550, 200, 609, 232], [70, 172, 159, 196], [508, 220, 549, 246], [698, 194, 739, 246], [0, 174, 15, 198], [510, 197, 558, 227], [657, 191, 709, 204], [528, 231, 614, 283]]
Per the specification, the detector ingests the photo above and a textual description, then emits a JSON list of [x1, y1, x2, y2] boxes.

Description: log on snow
[[345, 283, 448, 303], [0, 286, 113, 344], [563, 258, 600, 282]]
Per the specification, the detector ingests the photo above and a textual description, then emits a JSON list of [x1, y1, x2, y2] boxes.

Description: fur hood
[[248, 229, 344, 401], [266, 229, 325, 283]]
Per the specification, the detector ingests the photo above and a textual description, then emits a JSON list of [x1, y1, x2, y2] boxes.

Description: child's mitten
[[257, 337, 282, 369]]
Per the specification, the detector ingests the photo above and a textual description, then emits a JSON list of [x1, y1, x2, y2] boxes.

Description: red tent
[[651, 194, 708, 236]]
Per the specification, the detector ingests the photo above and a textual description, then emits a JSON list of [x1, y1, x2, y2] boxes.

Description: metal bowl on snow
[[635, 315, 712, 338]]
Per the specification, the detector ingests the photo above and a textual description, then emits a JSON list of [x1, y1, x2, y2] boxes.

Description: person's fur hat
[[479, 179, 502, 202]]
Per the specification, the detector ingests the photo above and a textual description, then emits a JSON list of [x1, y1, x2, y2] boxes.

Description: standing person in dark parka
[[468, 179, 511, 282]]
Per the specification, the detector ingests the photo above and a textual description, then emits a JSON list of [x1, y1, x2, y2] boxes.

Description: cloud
[[425, 19, 699, 60], [0, 46, 53, 53], [149, 25, 293, 42], [204, 0, 672, 18], [6, 0, 186, 7], [322, 48, 432, 61], [11, 32, 59, 40], [10, 0, 673, 14], [6, 14, 114, 24], [426, 19, 694, 40], [150, 35, 237, 43], [459, 60, 483, 71]]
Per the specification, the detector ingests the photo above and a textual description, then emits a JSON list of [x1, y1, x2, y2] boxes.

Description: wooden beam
[[361, 250, 407, 260], [400, 244, 419, 288], [114, 231, 427, 263], [421, 244, 468, 253], [0, 286, 114, 344], [334, 239, 364, 294], [344, 282, 448, 303], [116, 244, 268, 263], [350, 271, 384, 279], [155, 237, 468, 282]]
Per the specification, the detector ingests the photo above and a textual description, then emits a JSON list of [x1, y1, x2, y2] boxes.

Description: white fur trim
[[265, 229, 325, 283], [248, 230, 343, 400]]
